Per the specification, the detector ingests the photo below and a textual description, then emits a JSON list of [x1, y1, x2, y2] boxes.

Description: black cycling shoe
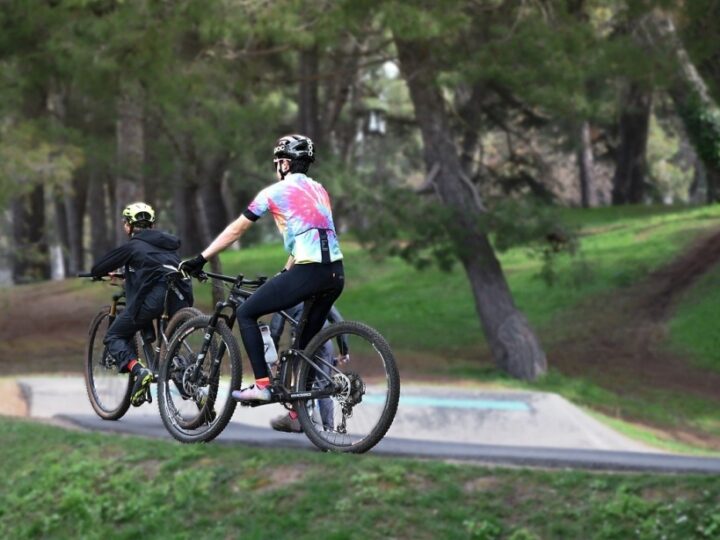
[[130, 366, 153, 407]]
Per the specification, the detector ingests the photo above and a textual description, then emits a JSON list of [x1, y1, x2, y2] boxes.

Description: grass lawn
[[1, 416, 719, 540], [194, 205, 720, 352]]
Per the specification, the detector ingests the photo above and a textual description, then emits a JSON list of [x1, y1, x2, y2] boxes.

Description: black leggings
[[236, 260, 344, 379]]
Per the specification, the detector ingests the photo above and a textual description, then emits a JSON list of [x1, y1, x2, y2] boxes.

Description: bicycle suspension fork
[[191, 300, 236, 383]]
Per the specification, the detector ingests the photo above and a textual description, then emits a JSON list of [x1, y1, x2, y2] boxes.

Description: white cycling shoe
[[232, 385, 271, 402]]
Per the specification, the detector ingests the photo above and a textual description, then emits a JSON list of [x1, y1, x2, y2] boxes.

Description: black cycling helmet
[[273, 134, 315, 162]]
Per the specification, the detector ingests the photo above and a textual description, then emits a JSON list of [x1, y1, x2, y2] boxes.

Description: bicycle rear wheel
[[84, 307, 136, 420], [295, 321, 400, 453], [157, 315, 242, 443], [158, 306, 204, 363]]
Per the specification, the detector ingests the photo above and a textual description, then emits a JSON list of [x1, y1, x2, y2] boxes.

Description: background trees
[[0, 0, 716, 380]]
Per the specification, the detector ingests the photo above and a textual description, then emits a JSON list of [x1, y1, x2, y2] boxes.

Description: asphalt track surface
[[17, 376, 720, 474]]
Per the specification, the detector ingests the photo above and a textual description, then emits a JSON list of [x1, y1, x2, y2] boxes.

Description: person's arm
[[90, 244, 131, 277], [201, 215, 254, 259], [284, 255, 295, 271]]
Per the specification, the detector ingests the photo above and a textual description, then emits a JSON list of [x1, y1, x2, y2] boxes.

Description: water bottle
[[260, 324, 278, 369]]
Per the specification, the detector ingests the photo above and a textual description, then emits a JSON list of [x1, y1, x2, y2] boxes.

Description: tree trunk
[[87, 168, 112, 262], [115, 83, 145, 243], [172, 171, 204, 257], [199, 175, 229, 237], [578, 121, 597, 207], [395, 38, 547, 381], [298, 46, 322, 145], [62, 169, 89, 275], [53, 194, 70, 278], [611, 83, 652, 205], [12, 185, 50, 283], [192, 191, 224, 305]]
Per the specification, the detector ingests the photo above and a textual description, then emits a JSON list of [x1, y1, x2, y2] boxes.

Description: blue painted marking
[[364, 394, 530, 411]]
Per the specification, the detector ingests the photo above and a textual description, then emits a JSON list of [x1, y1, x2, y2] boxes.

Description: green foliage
[[349, 175, 577, 285], [678, 93, 720, 173], [647, 114, 694, 203], [0, 120, 84, 205], [350, 182, 460, 271]]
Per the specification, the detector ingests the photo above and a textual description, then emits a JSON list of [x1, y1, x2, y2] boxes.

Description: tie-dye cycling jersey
[[243, 173, 343, 264]]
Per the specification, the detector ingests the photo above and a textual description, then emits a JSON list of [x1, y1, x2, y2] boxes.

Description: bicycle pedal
[[239, 399, 268, 408]]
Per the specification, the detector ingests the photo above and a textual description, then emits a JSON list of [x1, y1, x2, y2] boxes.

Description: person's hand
[[179, 254, 207, 277]]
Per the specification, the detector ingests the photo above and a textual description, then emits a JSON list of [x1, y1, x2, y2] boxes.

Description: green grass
[[193, 204, 720, 354], [1, 416, 719, 540], [181, 204, 720, 449], [668, 264, 720, 373]]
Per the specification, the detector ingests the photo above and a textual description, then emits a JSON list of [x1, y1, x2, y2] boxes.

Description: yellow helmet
[[122, 202, 156, 225]]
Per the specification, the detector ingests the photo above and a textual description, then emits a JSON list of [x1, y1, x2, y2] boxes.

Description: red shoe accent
[[255, 377, 270, 389], [127, 359, 138, 372], [289, 410, 299, 420]]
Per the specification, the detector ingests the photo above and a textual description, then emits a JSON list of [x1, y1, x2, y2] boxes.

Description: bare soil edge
[[0, 379, 28, 416]]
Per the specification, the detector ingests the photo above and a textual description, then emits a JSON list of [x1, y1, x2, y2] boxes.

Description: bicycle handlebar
[[77, 271, 124, 281], [197, 270, 266, 288]]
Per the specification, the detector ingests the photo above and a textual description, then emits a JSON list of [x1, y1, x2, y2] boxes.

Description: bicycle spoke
[[157, 316, 241, 443], [85, 310, 132, 419], [296, 321, 399, 453]]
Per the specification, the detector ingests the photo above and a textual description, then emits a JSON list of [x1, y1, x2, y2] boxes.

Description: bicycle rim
[[296, 321, 400, 453], [85, 308, 132, 420], [158, 315, 241, 443]]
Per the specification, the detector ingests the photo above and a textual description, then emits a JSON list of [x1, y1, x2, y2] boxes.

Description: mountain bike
[[78, 268, 202, 421], [157, 270, 400, 453]]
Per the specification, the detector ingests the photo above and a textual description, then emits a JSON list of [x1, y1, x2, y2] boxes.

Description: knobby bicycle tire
[[157, 315, 242, 443], [84, 306, 136, 420], [158, 306, 204, 364], [295, 321, 400, 453]]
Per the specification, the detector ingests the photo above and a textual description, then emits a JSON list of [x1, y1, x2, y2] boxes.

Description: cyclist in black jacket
[[90, 202, 193, 406]]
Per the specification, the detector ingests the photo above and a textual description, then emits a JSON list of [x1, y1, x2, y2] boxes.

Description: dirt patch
[[251, 464, 309, 493], [463, 476, 500, 494], [547, 228, 720, 446], [0, 379, 28, 416], [0, 280, 105, 374], [642, 228, 720, 319]]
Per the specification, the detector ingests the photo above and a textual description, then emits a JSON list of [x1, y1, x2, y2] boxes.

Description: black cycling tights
[[236, 260, 344, 380]]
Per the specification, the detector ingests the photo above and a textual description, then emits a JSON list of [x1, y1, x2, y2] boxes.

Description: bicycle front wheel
[[157, 315, 242, 443], [84, 307, 135, 420], [295, 321, 400, 453]]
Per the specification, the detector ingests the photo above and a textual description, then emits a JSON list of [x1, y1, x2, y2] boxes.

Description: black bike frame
[[195, 270, 341, 405], [80, 271, 187, 374]]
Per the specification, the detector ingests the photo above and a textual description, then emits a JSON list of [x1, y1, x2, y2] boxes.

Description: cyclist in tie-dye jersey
[[180, 134, 345, 404]]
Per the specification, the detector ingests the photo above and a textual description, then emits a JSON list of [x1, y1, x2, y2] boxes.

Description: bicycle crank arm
[[286, 389, 336, 401]]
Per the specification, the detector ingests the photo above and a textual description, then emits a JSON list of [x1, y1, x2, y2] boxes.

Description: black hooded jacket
[[91, 229, 193, 316]]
